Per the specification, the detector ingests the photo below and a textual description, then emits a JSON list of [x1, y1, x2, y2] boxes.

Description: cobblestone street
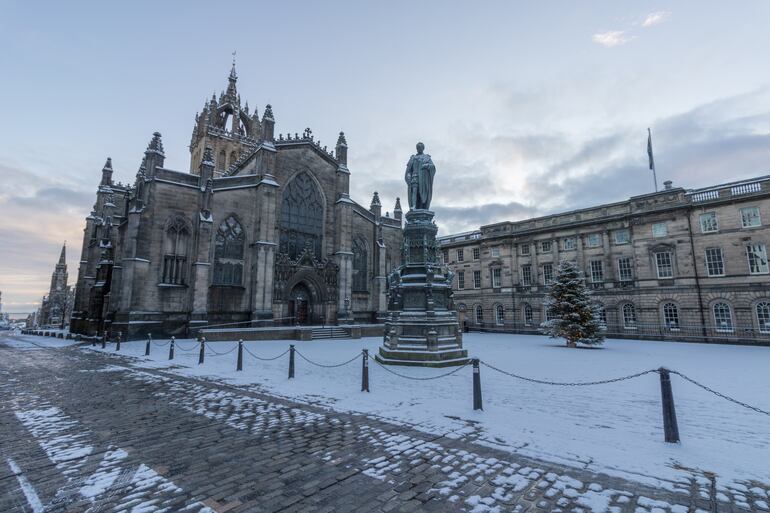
[[1, 334, 767, 513]]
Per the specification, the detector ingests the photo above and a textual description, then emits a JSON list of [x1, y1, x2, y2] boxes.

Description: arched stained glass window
[[213, 215, 245, 285], [352, 237, 368, 292], [162, 218, 189, 285], [280, 172, 324, 260]]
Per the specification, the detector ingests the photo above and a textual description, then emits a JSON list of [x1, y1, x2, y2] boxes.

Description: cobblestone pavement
[[1, 334, 768, 513]]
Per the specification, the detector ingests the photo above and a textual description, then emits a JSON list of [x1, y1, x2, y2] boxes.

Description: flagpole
[[648, 128, 658, 192]]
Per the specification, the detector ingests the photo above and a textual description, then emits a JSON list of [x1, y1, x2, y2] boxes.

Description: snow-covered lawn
[[80, 334, 770, 488], [3, 332, 78, 349]]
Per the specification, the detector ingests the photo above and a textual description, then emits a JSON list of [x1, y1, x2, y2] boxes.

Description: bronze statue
[[405, 142, 436, 210]]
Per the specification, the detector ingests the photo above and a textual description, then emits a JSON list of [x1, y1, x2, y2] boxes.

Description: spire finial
[[229, 51, 237, 82]]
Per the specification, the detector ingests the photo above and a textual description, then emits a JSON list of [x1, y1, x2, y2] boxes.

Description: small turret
[[262, 104, 275, 142], [393, 197, 403, 222], [199, 147, 215, 184], [335, 132, 348, 165], [100, 158, 113, 186], [144, 132, 165, 176], [370, 191, 382, 219]]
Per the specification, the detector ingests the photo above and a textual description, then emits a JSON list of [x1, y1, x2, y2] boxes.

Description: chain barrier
[[173, 342, 199, 352], [480, 361, 659, 386], [152, 340, 171, 347], [242, 346, 290, 361], [294, 349, 362, 369], [372, 358, 471, 381], [205, 345, 239, 357], [668, 370, 770, 416]]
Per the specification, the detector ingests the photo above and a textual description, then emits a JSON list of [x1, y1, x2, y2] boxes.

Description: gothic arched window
[[213, 215, 245, 286], [162, 219, 189, 285], [280, 172, 324, 260], [352, 237, 368, 292], [218, 149, 226, 171]]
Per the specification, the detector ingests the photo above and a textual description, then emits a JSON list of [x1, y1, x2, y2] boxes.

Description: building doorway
[[288, 283, 312, 325]]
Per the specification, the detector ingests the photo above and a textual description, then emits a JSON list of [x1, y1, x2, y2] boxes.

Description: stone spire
[[393, 197, 403, 222], [100, 158, 113, 186], [58, 243, 66, 266], [335, 132, 348, 165], [144, 132, 165, 175], [199, 146, 215, 183], [262, 104, 275, 141], [370, 191, 382, 219]]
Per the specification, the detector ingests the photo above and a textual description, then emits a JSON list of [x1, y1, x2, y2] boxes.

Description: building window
[[352, 238, 369, 292], [520, 244, 530, 255], [740, 207, 761, 228], [617, 257, 633, 281], [544, 306, 556, 322], [521, 264, 532, 286], [472, 248, 480, 260], [490, 246, 500, 257], [475, 305, 484, 325], [213, 215, 244, 286], [562, 237, 576, 250], [596, 305, 607, 327], [655, 251, 674, 278], [492, 268, 502, 288], [457, 249, 464, 262], [543, 263, 554, 284], [280, 172, 324, 260], [586, 233, 602, 247], [473, 270, 481, 289], [662, 302, 680, 329], [652, 222, 668, 238], [458, 271, 465, 289], [495, 304, 504, 326], [713, 302, 733, 332], [746, 243, 769, 274], [442, 249, 449, 263], [613, 229, 630, 245], [756, 302, 770, 333], [704, 248, 724, 277], [590, 260, 604, 282], [540, 240, 552, 253], [700, 212, 718, 233], [622, 303, 637, 329], [161, 221, 189, 285], [523, 304, 533, 325]]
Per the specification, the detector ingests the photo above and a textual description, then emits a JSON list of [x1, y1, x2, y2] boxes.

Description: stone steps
[[310, 327, 351, 340]]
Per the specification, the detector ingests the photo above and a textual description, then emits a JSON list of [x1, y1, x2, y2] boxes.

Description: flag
[[647, 128, 655, 171]]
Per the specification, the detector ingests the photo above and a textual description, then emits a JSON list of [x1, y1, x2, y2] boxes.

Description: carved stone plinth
[[376, 210, 468, 367]]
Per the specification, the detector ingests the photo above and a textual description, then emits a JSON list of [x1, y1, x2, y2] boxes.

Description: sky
[[1, 1, 769, 314]]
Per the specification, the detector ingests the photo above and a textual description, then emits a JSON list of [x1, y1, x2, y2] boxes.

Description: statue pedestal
[[376, 210, 468, 367]]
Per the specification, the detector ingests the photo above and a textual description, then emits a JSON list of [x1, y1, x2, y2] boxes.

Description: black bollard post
[[116, 332, 121, 352], [659, 368, 680, 443], [101, 332, 106, 349], [145, 334, 151, 356], [169, 336, 175, 360], [472, 359, 483, 411], [198, 337, 205, 365], [361, 349, 370, 392], [288, 344, 295, 379], [237, 339, 243, 371]]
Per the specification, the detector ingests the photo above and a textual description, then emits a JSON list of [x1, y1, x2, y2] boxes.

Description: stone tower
[[42, 244, 69, 327], [189, 59, 262, 176]]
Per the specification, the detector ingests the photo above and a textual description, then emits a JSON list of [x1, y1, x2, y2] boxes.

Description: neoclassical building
[[439, 177, 770, 343], [71, 64, 403, 338]]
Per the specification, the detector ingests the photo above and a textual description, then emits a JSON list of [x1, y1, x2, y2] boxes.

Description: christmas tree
[[540, 260, 604, 348]]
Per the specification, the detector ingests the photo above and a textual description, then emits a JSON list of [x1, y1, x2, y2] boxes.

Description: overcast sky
[[1, 1, 769, 314]]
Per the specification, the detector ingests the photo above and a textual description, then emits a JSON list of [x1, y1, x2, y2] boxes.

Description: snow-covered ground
[[63, 334, 770, 488], [3, 332, 78, 350]]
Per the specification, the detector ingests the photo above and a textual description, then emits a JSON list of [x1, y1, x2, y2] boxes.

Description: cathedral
[[70, 63, 404, 339], [37, 244, 74, 328]]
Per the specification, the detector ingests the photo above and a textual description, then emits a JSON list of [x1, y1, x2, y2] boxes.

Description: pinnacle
[[103, 157, 113, 170], [337, 131, 347, 146]]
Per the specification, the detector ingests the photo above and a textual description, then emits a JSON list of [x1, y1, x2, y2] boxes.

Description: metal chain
[[480, 361, 659, 386], [372, 359, 470, 381], [173, 342, 199, 352], [152, 340, 170, 347], [294, 349, 362, 368], [668, 370, 770, 416], [205, 345, 238, 356], [243, 346, 290, 361]]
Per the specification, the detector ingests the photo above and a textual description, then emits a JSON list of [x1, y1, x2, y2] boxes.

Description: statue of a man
[[404, 142, 436, 210]]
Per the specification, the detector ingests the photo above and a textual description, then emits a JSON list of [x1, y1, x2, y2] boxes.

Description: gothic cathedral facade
[[70, 64, 404, 338]]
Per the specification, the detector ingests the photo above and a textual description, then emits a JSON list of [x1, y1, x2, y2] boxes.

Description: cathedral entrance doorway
[[288, 283, 312, 325]]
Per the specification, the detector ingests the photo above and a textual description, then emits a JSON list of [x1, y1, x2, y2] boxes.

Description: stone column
[[251, 173, 279, 319], [335, 193, 355, 322]]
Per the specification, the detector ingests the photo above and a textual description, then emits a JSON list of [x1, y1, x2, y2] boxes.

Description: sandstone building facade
[[439, 177, 770, 343], [71, 64, 403, 338]]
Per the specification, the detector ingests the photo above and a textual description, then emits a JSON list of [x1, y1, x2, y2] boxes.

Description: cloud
[[642, 11, 671, 28], [592, 31, 633, 48]]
